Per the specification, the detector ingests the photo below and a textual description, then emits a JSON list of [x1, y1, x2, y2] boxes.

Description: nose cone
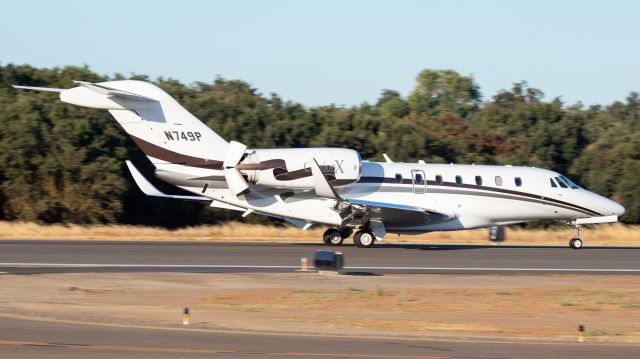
[[586, 191, 626, 217], [609, 200, 626, 217]]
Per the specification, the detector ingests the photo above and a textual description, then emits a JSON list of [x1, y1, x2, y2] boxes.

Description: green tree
[[408, 69, 480, 118], [0, 64, 636, 224]]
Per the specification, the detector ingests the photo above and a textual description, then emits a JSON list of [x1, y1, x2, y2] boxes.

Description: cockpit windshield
[[558, 175, 580, 189]]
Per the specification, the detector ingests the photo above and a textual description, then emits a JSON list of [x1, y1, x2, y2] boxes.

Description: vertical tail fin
[[15, 80, 229, 169]]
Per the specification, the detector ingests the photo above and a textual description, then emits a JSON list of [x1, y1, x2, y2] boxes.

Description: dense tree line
[[0, 64, 637, 226]]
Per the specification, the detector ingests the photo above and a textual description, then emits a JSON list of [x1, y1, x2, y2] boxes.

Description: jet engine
[[238, 148, 361, 190]]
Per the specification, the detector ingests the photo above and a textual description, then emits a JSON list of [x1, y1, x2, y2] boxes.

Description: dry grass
[[0, 221, 637, 246], [197, 279, 640, 339], [3, 273, 639, 341]]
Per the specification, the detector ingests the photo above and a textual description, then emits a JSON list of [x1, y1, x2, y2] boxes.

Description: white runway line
[[346, 266, 640, 272], [0, 263, 298, 269], [0, 263, 639, 272]]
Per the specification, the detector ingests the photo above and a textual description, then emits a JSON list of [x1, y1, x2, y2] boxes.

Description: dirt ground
[[0, 272, 639, 343]]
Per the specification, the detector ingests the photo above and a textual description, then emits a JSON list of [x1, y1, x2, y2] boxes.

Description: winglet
[[125, 160, 209, 201], [309, 158, 341, 199]]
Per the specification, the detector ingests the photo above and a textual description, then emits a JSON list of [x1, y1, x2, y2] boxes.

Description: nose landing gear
[[569, 225, 583, 249]]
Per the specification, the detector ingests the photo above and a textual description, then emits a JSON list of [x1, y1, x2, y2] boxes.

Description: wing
[[308, 158, 454, 230], [344, 198, 452, 227]]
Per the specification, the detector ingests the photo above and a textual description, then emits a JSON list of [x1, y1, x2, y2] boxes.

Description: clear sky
[[1, 0, 638, 107]]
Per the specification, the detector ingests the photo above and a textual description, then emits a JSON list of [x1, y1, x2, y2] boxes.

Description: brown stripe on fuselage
[[274, 168, 314, 181], [236, 159, 287, 171], [331, 179, 358, 187], [129, 135, 224, 169], [356, 176, 601, 216]]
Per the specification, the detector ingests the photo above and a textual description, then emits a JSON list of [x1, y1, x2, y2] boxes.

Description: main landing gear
[[322, 228, 353, 246], [569, 224, 583, 249], [322, 228, 375, 248], [353, 230, 375, 248]]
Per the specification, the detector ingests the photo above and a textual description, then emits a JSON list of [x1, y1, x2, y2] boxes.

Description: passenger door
[[411, 169, 426, 194]]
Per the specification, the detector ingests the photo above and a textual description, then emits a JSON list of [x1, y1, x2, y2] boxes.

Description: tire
[[569, 238, 582, 249], [353, 230, 375, 248], [323, 229, 343, 246]]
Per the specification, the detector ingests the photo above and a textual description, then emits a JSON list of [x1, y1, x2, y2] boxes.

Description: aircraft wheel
[[353, 230, 375, 248], [569, 237, 583, 249], [323, 229, 343, 246]]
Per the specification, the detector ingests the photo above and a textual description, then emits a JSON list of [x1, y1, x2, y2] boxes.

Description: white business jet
[[14, 81, 625, 249]]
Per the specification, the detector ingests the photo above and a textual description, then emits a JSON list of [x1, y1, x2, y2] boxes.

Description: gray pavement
[[0, 315, 639, 359], [0, 240, 639, 274]]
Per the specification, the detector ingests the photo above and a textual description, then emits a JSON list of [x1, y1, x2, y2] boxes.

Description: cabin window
[[495, 176, 503, 186], [550, 178, 557, 187], [415, 173, 423, 184], [555, 176, 568, 188], [455, 175, 463, 185], [475, 175, 482, 186], [515, 177, 522, 187], [435, 174, 443, 185], [395, 173, 403, 184], [559, 175, 580, 189]]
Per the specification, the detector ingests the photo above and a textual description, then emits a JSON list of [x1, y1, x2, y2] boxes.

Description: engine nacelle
[[238, 148, 361, 189]]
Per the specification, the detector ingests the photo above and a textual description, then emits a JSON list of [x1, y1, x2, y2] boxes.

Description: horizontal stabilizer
[[12, 85, 64, 92], [125, 160, 209, 201], [73, 81, 158, 102]]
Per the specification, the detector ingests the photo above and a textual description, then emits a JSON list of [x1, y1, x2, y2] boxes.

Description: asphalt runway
[[0, 240, 639, 274], [1, 240, 640, 358], [1, 314, 639, 359]]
